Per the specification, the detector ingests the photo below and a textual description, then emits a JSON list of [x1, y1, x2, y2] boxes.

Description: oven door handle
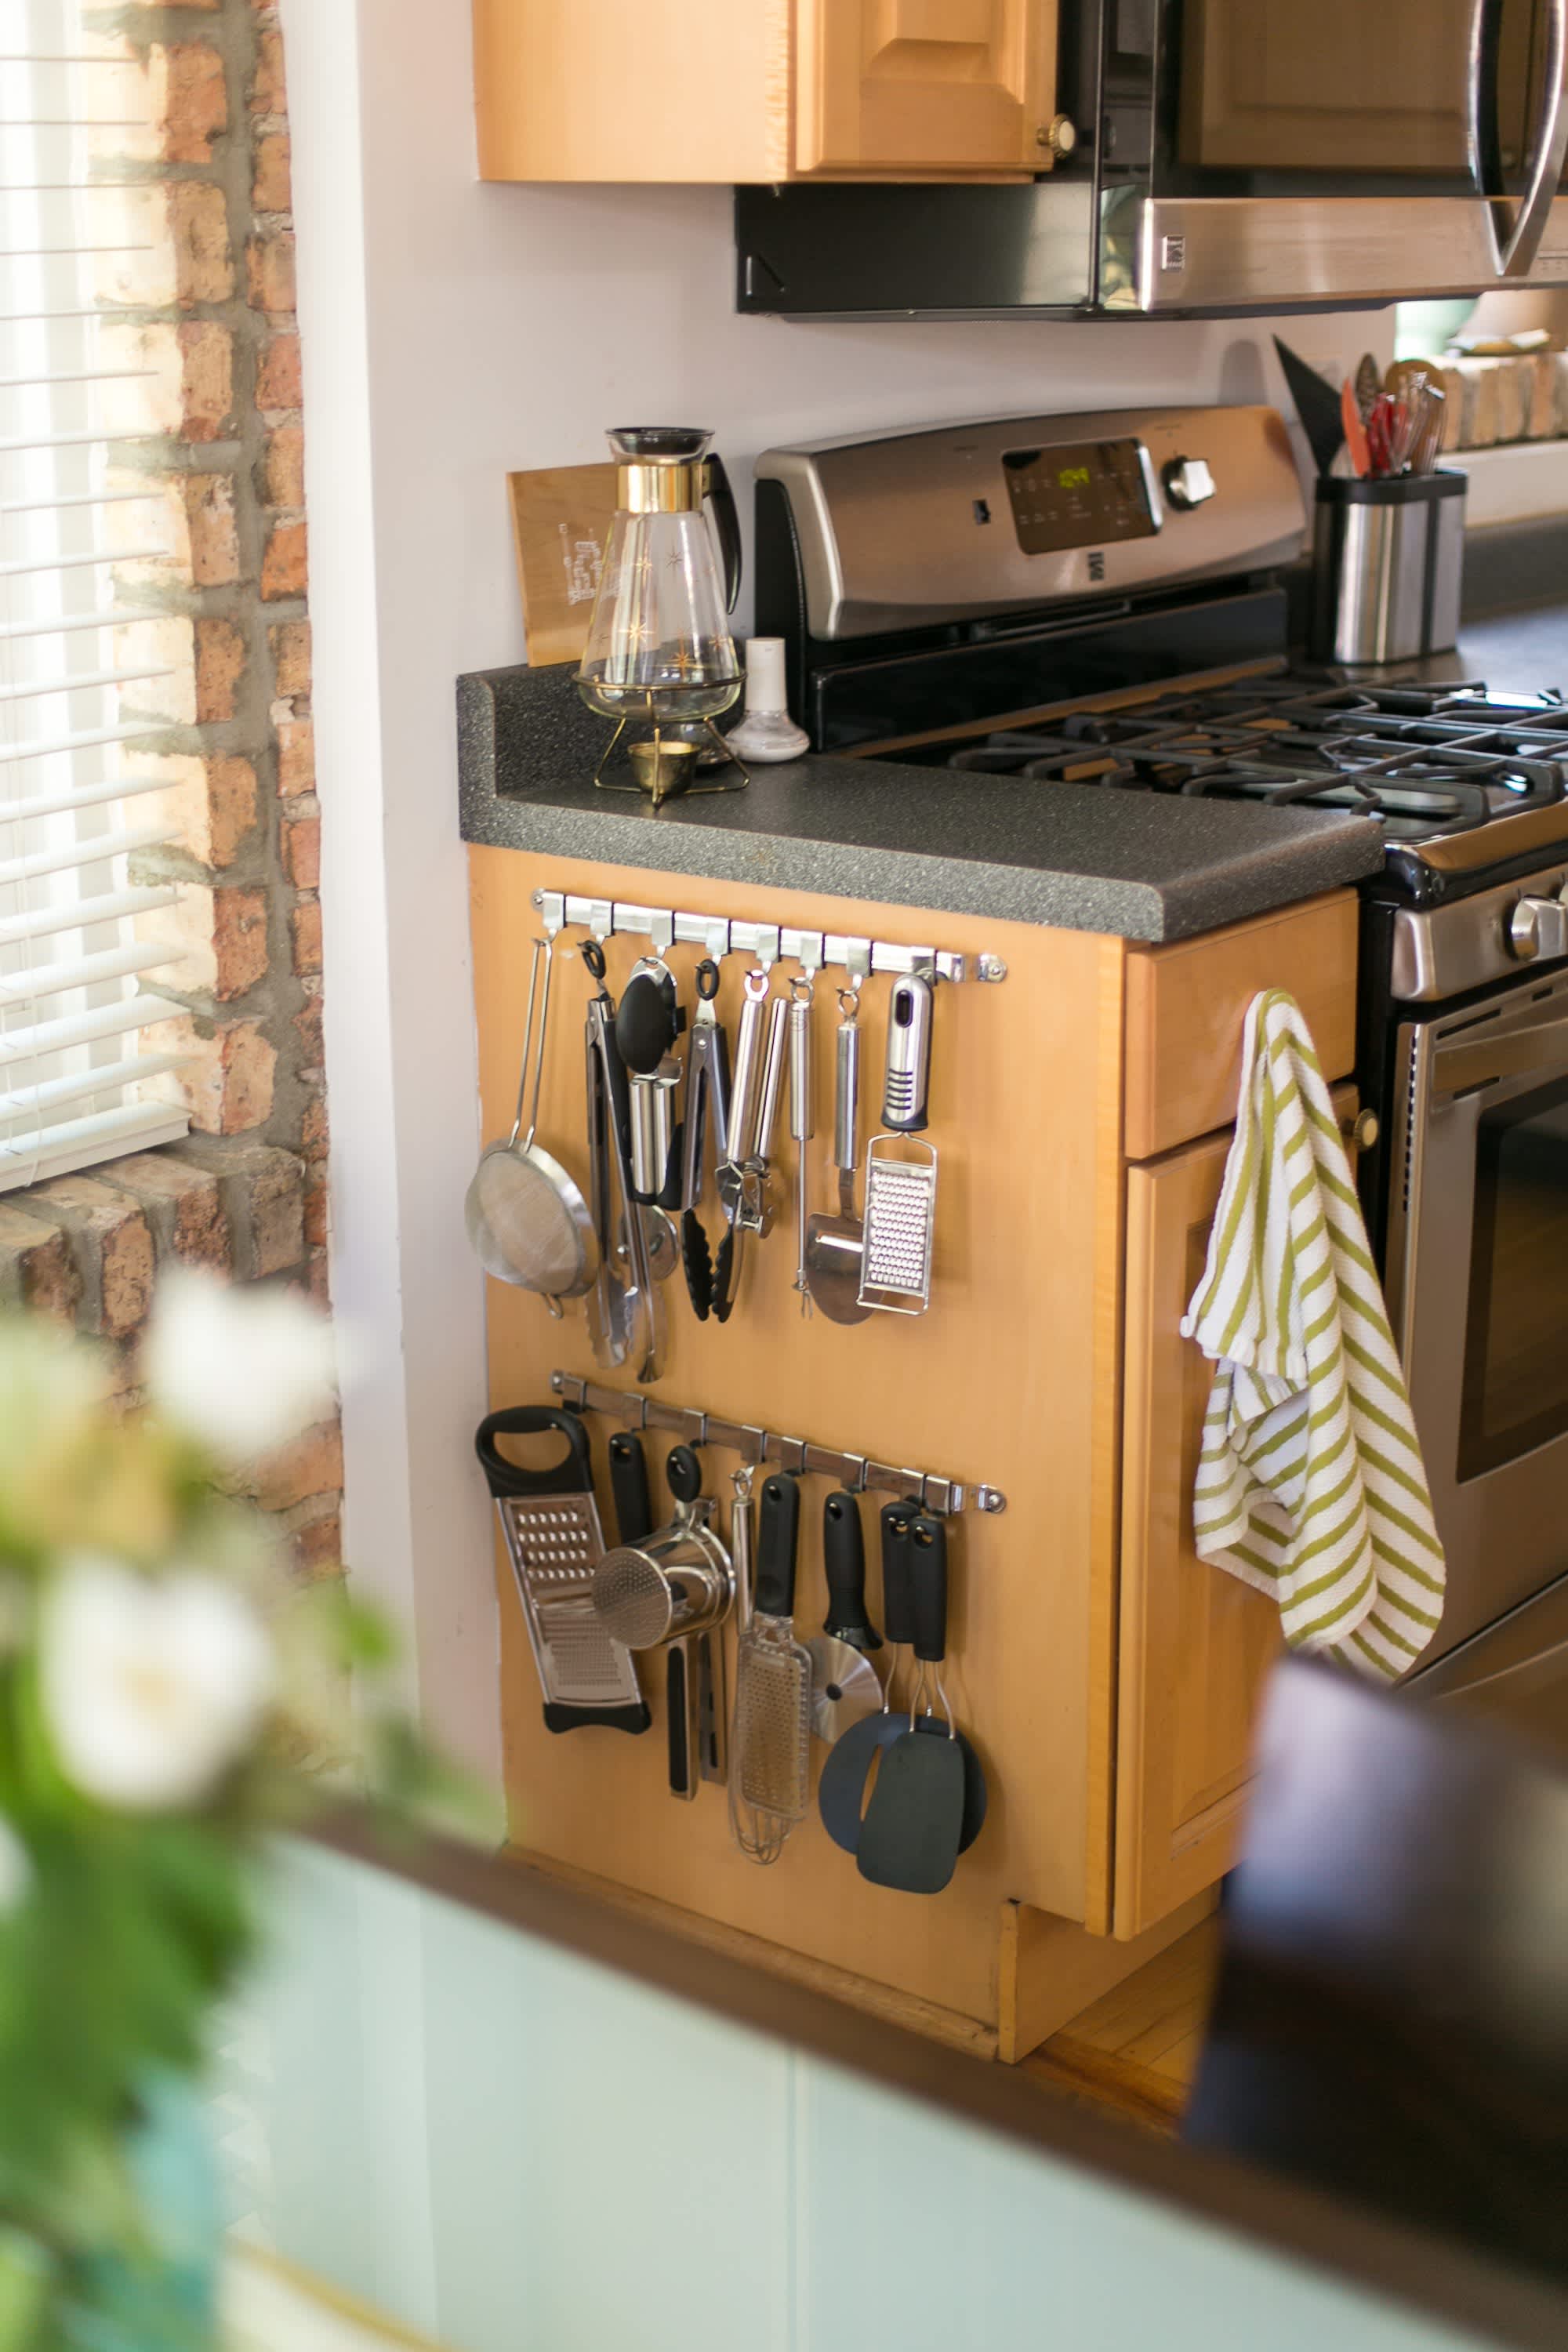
[[1432, 1011, 1568, 1096]]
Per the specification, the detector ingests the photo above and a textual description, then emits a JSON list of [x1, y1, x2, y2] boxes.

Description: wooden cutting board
[[506, 462, 616, 666]]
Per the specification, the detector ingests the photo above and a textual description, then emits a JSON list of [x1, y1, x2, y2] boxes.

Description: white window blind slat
[[0, 819, 171, 887], [0, 884, 179, 951], [0, 550, 169, 577], [0, 773, 174, 824], [0, 608, 169, 640], [0, 490, 165, 514], [0, 722, 158, 762], [0, 1048, 185, 1123], [0, 989, 185, 1066], [0, 1101, 189, 1185], [0, 666, 174, 701], [0, 942, 179, 1004]]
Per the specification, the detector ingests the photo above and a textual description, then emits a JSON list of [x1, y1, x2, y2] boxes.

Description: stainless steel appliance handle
[[1432, 1007, 1568, 1094], [1475, 0, 1568, 278], [1465, 0, 1490, 196]]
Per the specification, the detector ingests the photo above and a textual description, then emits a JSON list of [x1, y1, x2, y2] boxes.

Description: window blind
[[0, 1, 190, 1192]]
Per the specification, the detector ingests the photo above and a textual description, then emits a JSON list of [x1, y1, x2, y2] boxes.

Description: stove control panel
[[1392, 866, 1568, 1001], [1508, 891, 1568, 962], [756, 404, 1305, 641], [1000, 435, 1161, 556]]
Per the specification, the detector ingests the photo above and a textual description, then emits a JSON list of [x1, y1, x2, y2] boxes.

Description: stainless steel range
[[756, 405, 1568, 1743]]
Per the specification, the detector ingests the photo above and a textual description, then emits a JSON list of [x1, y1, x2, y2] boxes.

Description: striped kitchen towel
[[1181, 989, 1445, 1679]]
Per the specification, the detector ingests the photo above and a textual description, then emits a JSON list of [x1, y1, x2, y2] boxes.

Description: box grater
[[476, 1406, 649, 1736], [857, 1135, 938, 1315]]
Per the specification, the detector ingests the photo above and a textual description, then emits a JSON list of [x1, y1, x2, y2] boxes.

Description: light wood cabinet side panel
[[1113, 1091, 1355, 1940], [473, 0, 792, 182], [468, 844, 1123, 2027], [795, 0, 1053, 174], [1123, 890, 1358, 1161]]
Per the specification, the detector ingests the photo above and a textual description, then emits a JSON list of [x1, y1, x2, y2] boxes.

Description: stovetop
[[941, 677, 1568, 865]]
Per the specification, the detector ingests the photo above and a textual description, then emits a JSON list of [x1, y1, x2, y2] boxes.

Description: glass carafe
[[577, 428, 745, 799]]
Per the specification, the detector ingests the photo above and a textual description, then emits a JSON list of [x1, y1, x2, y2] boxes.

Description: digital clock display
[[1001, 437, 1158, 557]]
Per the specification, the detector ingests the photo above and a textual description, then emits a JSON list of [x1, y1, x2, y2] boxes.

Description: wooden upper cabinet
[[471, 0, 1058, 183], [795, 0, 1052, 175]]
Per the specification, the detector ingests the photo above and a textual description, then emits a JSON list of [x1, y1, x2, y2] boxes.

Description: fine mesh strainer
[[466, 935, 596, 1303]]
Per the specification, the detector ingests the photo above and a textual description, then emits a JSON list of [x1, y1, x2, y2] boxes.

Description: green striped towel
[[1181, 989, 1444, 1679]]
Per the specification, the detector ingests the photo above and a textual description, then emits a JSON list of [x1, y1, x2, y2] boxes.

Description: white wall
[[281, 0, 1391, 1791]]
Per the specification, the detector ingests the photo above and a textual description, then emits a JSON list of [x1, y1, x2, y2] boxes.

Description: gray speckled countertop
[[459, 664, 1385, 945]]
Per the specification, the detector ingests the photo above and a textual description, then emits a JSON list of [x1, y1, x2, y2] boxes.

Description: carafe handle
[[704, 455, 743, 614]]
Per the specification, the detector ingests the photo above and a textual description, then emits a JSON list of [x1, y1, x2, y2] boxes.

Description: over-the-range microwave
[[735, 0, 1568, 318]]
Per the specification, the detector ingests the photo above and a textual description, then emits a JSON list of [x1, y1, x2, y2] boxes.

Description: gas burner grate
[[946, 674, 1568, 840]]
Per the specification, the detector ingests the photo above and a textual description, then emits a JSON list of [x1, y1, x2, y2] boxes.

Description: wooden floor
[[1022, 1916, 1221, 2135]]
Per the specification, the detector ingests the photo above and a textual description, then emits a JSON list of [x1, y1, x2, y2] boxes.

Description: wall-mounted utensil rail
[[530, 889, 1008, 986], [550, 1370, 1007, 1518]]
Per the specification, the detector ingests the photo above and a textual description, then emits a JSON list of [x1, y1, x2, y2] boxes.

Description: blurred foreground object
[[1185, 1657, 1568, 2280], [0, 1274, 437, 2352]]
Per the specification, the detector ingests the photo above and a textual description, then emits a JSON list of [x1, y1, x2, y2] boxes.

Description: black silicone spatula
[[855, 1511, 966, 1895]]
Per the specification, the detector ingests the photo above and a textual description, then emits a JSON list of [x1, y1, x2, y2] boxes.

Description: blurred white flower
[[144, 1268, 338, 1463], [41, 1556, 274, 1812], [0, 1815, 29, 1915]]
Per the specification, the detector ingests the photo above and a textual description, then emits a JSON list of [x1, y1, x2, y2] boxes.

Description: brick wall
[[1, 0, 339, 1582]]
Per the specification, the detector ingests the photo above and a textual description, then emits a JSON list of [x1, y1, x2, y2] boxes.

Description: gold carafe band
[[617, 459, 706, 514]]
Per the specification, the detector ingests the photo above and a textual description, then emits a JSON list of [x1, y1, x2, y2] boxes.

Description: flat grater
[[732, 1469, 811, 1826], [858, 1134, 938, 1315], [475, 1406, 649, 1736]]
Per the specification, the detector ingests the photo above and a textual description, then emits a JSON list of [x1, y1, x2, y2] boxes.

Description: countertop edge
[[456, 667, 1388, 945]]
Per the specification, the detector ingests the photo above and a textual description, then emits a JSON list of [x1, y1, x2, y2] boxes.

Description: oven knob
[[1161, 457, 1216, 510], [1507, 894, 1568, 960]]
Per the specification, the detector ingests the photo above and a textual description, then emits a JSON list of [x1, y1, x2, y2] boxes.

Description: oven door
[[1385, 967, 1568, 1664], [1123, 0, 1568, 308]]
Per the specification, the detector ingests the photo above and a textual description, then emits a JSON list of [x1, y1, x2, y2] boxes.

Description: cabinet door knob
[[1341, 1109, 1380, 1152], [1036, 115, 1078, 157]]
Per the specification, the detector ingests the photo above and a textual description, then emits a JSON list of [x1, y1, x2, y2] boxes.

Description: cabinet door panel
[[1113, 1095, 1361, 1941], [795, 0, 1051, 174]]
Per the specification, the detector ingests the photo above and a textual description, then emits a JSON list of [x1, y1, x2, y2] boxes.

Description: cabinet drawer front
[[1123, 891, 1358, 1161]]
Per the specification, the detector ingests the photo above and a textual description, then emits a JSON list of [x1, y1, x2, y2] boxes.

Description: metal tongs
[[679, 957, 739, 1323], [582, 940, 662, 1381]]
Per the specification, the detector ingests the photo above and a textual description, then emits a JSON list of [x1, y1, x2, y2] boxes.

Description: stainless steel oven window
[[1385, 968, 1568, 1660], [1459, 1069, 1568, 1478]]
